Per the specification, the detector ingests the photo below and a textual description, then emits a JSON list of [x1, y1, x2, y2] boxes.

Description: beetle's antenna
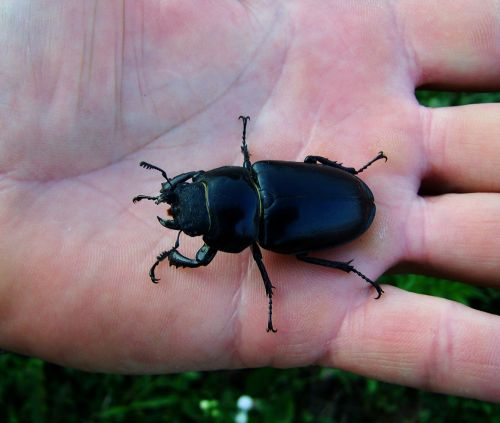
[[239, 116, 252, 170], [139, 161, 173, 187]]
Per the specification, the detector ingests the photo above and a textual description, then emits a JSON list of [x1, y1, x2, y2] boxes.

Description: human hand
[[0, 1, 498, 402]]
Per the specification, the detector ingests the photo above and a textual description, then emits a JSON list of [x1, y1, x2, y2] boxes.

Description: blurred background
[[1, 91, 499, 422]]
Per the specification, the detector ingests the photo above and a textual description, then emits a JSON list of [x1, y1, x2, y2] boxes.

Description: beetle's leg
[[239, 116, 252, 171], [251, 243, 277, 333], [149, 250, 171, 283], [304, 151, 387, 175], [355, 151, 387, 174], [296, 253, 384, 299], [148, 231, 182, 282], [304, 156, 357, 174], [133, 194, 159, 203], [168, 243, 218, 269], [304, 156, 357, 175]]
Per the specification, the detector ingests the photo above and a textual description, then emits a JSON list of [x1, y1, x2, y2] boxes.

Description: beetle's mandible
[[133, 116, 387, 332]]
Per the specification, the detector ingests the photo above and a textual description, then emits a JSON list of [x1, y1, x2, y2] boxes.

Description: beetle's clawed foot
[[355, 151, 388, 174], [358, 276, 384, 300], [377, 151, 388, 162], [266, 323, 277, 333], [336, 260, 384, 299], [373, 284, 384, 300], [349, 267, 384, 299], [149, 267, 160, 283], [148, 250, 173, 283]]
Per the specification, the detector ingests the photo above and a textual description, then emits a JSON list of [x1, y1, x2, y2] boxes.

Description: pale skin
[[0, 0, 499, 402]]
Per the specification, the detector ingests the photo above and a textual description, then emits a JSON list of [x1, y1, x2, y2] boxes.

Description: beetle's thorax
[[199, 166, 260, 253]]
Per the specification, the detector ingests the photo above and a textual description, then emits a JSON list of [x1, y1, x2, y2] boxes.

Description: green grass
[[2, 347, 500, 422], [416, 90, 500, 107], [1, 90, 499, 422]]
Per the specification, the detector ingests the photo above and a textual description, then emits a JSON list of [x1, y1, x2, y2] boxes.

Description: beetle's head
[[158, 180, 210, 237]]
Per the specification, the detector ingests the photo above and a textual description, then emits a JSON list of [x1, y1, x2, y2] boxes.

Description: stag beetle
[[133, 116, 387, 332]]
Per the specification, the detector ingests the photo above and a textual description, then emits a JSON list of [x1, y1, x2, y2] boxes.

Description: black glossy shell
[[200, 166, 260, 253], [252, 161, 375, 254]]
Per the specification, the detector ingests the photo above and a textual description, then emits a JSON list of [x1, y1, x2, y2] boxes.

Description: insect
[[133, 116, 387, 332]]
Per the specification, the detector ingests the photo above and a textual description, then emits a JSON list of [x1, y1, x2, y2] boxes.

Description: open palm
[[1, 1, 498, 401]]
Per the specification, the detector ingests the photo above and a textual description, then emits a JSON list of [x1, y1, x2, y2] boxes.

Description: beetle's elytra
[[133, 116, 387, 332]]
